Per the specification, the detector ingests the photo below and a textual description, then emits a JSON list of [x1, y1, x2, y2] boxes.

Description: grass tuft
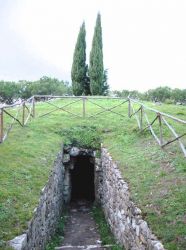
[[92, 205, 124, 250], [56, 125, 101, 150]]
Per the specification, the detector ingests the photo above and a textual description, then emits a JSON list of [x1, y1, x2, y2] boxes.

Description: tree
[[83, 65, 91, 95], [0, 81, 20, 104], [89, 13, 105, 95], [172, 88, 186, 103], [71, 22, 89, 96], [29, 77, 72, 96], [101, 69, 109, 95], [0, 77, 72, 103], [146, 87, 172, 102]]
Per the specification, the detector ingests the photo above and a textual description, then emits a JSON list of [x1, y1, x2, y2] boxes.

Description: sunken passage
[[60, 147, 109, 250]]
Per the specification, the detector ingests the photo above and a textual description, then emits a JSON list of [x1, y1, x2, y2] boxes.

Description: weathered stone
[[120, 209, 125, 215], [140, 234, 147, 244], [8, 234, 27, 250], [151, 234, 157, 240], [133, 207, 142, 216], [63, 154, 70, 163], [140, 221, 150, 238], [152, 241, 165, 250], [132, 218, 137, 229], [69, 147, 80, 156], [136, 225, 140, 237], [95, 158, 101, 166], [135, 236, 142, 248], [127, 216, 131, 224]]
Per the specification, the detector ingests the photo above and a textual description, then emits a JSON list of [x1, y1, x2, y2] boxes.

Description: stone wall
[[9, 150, 65, 250], [96, 147, 165, 250]]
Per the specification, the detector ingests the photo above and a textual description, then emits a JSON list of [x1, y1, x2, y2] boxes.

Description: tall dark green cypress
[[89, 13, 104, 95], [71, 22, 87, 96]]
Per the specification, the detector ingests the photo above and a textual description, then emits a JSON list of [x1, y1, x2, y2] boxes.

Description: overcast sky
[[0, 0, 186, 91]]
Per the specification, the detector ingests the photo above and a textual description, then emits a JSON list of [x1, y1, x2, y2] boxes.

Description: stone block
[[8, 234, 27, 250]]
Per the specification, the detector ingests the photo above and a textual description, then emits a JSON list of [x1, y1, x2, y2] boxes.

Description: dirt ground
[[55, 200, 111, 250]]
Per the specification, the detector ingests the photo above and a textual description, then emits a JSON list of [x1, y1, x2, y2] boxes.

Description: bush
[[164, 98, 175, 104]]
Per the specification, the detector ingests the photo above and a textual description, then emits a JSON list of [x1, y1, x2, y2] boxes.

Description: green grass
[[56, 125, 101, 150], [92, 205, 123, 250], [0, 98, 186, 250]]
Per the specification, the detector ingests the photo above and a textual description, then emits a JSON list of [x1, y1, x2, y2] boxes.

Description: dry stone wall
[[96, 147, 165, 250], [9, 150, 65, 250]]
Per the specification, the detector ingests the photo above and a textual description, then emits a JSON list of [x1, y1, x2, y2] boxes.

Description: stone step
[[55, 248, 107, 250], [55, 244, 113, 250]]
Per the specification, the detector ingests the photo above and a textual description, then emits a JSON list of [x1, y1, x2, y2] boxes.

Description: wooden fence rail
[[0, 95, 185, 157], [0, 96, 35, 143], [128, 98, 186, 157]]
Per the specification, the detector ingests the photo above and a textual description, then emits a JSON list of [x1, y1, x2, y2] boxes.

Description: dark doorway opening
[[70, 156, 95, 201]]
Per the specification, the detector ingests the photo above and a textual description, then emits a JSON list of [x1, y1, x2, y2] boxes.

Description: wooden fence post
[[158, 114, 163, 146], [32, 97, 35, 118], [128, 98, 131, 118], [0, 108, 4, 143], [82, 97, 86, 118], [22, 102, 25, 126], [140, 106, 143, 131]]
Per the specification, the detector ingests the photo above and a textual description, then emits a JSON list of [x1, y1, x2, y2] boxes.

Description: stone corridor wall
[[9, 150, 65, 250], [96, 147, 165, 250]]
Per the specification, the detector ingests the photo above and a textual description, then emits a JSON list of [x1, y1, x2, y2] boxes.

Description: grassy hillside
[[0, 98, 185, 250]]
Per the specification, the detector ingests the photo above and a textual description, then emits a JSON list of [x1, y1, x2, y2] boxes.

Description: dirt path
[[55, 201, 111, 250]]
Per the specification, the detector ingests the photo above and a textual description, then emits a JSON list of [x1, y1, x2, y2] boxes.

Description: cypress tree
[[89, 13, 104, 95], [102, 69, 109, 95], [71, 22, 89, 96], [84, 64, 91, 95]]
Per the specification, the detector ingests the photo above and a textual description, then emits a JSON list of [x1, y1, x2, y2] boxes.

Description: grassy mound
[[0, 98, 185, 250]]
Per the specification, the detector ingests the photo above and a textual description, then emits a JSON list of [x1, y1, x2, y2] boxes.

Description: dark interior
[[70, 156, 95, 201]]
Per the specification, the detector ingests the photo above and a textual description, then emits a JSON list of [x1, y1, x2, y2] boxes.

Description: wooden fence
[[0, 96, 35, 142], [0, 95, 185, 157]]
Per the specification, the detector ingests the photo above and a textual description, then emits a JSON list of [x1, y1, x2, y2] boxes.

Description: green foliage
[[102, 69, 109, 96], [83, 65, 91, 95], [142, 87, 186, 103], [113, 89, 140, 99], [172, 88, 186, 103], [0, 81, 20, 104], [71, 13, 108, 96], [92, 206, 123, 249], [0, 77, 72, 104], [113, 86, 186, 104], [145, 87, 172, 102], [28, 77, 71, 97], [71, 22, 90, 96], [164, 98, 175, 104], [89, 13, 105, 95], [56, 125, 101, 150]]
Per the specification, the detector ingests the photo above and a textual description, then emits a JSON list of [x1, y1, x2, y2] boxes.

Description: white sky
[[0, 0, 186, 91]]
